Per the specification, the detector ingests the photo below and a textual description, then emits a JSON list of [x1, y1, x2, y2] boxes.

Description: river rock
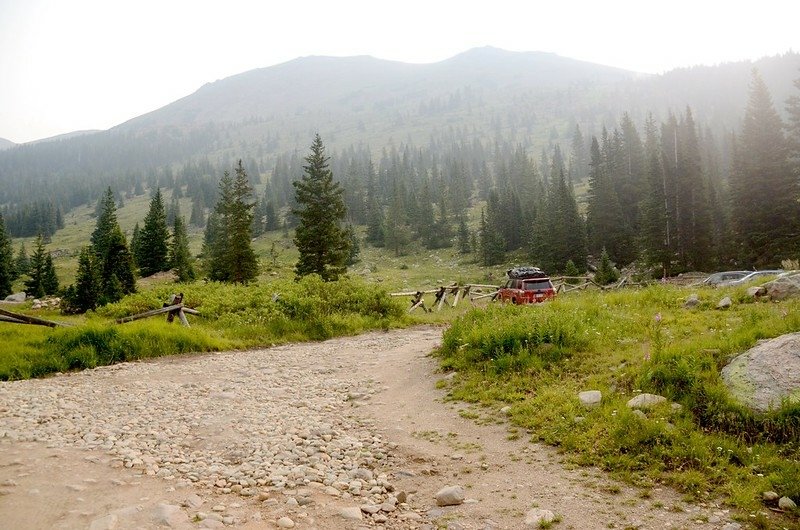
[[340, 506, 363, 520], [626, 393, 667, 409], [435, 485, 465, 506], [524, 508, 555, 526], [779, 496, 797, 510], [717, 296, 732, 309], [684, 293, 700, 308], [578, 390, 602, 408], [276, 516, 295, 528]]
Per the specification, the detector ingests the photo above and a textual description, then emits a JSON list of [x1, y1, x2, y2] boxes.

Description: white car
[[719, 270, 784, 287]]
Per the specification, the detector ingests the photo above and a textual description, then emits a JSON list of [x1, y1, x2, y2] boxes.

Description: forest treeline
[[2, 66, 799, 276]]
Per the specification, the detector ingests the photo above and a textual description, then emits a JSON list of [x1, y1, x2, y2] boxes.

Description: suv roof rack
[[507, 266, 547, 279]]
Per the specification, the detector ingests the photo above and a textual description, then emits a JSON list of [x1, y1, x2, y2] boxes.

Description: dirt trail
[[0, 327, 735, 529]]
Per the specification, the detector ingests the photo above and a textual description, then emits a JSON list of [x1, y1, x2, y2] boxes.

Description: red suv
[[497, 267, 556, 304]]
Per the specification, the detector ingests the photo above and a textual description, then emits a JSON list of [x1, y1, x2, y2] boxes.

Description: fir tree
[[42, 254, 59, 295], [639, 114, 672, 275], [61, 247, 101, 313], [99, 226, 136, 304], [731, 71, 800, 266], [138, 188, 171, 277], [293, 135, 350, 280], [0, 213, 13, 297], [14, 242, 29, 278], [345, 225, 361, 266], [24, 235, 53, 298], [480, 192, 506, 266], [456, 215, 471, 254], [365, 196, 385, 247], [169, 216, 195, 283], [91, 187, 119, 260], [594, 248, 620, 285], [205, 162, 258, 283]]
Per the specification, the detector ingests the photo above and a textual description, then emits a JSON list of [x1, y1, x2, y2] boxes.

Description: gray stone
[[182, 493, 204, 509], [578, 390, 602, 408], [684, 293, 700, 308], [632, 409, 647, 420], [360, 504, 381, 514], [350, 468, 373, 481], [398, 512, 423, 520], [766, 273, 800, 301], [435, 485, 465, 506], [500, 405, 512, 415], [747, 286, 767, 298], [373, 513, 389, 523], [523, 508, 555, 526], [762, 491, 779, 502], [721, 523, 743, 530], [626, 393, 667, 409], [717, 296, 732, 309], [152, 504, 188, 527], [4, 292, 26, 303], [340, 506, 363, 520], [721, 332, 800, 412], [276, 516, 295, 528], [200, 520, 224, 529], [779, 496, 797, 510], [89, 514, 118, 530]]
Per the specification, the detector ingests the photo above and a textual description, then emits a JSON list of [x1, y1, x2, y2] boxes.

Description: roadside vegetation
[[0, 275, 408, 381], [437, 284, 800, 527]]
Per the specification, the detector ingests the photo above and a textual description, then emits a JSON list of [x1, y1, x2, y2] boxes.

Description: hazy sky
[[1, 0, 798, 143]]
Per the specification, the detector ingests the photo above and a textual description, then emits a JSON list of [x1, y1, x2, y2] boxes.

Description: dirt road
[[0, 327, 736, 529]]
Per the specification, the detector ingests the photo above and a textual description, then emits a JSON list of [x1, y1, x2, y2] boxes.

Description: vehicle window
[[523, 280, 551, 290], [505, 280, 514, 288]]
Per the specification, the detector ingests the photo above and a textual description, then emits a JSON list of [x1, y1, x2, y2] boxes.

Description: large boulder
[[3, 292, 25, 303], [721, 332, 800, 412], [765, 273, 800, 301]]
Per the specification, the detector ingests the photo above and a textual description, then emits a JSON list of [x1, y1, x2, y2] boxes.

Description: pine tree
[[345, 225, 361, 266], [731, 70, 800, 266], [205, 162, 258, 283], [62, 247, 101, 313], [91, 187, 119, 260], [594, 248, 620, 285], [480, 192, 506, 266], [42, 254, 59, 295], [99, 226, 136, 304], [14, 242, 29, 278], [0, 213, 13, 297], [169, 216, 195, 283], [639, 114, 672, 275], [190, 195, 206, 227], [365, 196, 385, 247], [138, 188, 171, 277], [585, 137, 633, 264], [456, 215, 471, 254], [293, 135, 350, 280], [130, 223, 142, 268], [538, 169, 587, 272], [24, 235, 50, 298]]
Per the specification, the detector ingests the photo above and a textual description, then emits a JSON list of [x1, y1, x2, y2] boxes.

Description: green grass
[[0, 275, 410, 380], [437, 284, 800, 528]]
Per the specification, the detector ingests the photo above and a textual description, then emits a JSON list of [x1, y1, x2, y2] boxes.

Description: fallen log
[[0, 308, 63, 328]]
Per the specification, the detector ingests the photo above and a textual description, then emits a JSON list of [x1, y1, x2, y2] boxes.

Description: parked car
[[700, 271, 750, 286], [497, 267, 556, 304], [719, 270, 784, 287]]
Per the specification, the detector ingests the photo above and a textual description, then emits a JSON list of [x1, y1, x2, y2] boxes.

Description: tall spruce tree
[[138, 188, 171, 277], [293, 135, 350, 280], [100, 226, 136, 304], [169, 216, 195, 283], [731, 71, 800, 266], [204, 162, 258, 283], [585, 137, 632, 264], [91, 187, 119, 260], [62, 247, 101, 313], [640, 114, 672, 275], [0, 213, 13, 298], [25, 235, 59, 298], [15, 242, 30, 278]]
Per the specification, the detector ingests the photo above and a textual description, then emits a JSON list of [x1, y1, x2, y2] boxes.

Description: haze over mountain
[[0, 138, 15, 151], [1, 46, 799, 213]]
